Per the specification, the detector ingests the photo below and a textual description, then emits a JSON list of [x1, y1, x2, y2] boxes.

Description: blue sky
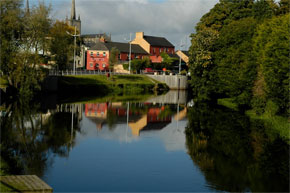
[[28, 0, 219, 49]]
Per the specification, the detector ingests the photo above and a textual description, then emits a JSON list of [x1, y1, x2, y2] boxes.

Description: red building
[[131, 32, 175, 63], [85, 40, 148, 71]]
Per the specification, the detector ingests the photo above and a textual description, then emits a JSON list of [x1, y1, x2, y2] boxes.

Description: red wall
[[86, 51, 109, 71], [150, 46, 175, 56]]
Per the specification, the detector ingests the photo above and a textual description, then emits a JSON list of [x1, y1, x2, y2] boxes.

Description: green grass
[[246, 109, 290, 144], [218, 98, 290, 144], [58, 74, 168, 96], [62, 74, 159, 85], [217, 98, 239, 111]]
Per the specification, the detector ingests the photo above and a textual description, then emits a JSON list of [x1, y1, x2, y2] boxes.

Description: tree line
[[189, 0, 289, 115], [0, 0, 79, 98]]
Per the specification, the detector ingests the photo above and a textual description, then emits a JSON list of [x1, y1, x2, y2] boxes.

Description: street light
[[67, 26, 80, 75], [124, 33, 132, 73], [179, 39, 184, 74]]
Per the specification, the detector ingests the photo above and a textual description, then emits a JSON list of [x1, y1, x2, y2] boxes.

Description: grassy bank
[[218, 98, 290, 144], [58, 75, 168, 96]]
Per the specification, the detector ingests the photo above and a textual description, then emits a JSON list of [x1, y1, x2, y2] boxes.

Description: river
[[0, 91, 289, 192]]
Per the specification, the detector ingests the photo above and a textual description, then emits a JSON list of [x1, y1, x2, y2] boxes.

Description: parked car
[[143, 68, 155, 74]]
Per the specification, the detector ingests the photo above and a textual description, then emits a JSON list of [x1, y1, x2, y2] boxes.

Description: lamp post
[[67, 26, 80, 75], [124, 33, 132, 73], [179, 40, 184, 74]]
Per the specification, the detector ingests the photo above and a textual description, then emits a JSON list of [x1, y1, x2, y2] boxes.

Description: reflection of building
[[84, 103, 172, 135], [129, 107, 172, 136]]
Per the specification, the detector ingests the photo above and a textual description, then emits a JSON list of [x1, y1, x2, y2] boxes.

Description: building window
[[153, 48, 155, 54], [90, 62, 93, 67], [118, 54, 121, 59], [97, 52, 99, 56], [96, 63, 99, 68], [135, 55, 138, 59], [90, 52, 93, 56], [103, 52, 106, 56], [103, 63, 106, 68], [159, 48, 162, 53]]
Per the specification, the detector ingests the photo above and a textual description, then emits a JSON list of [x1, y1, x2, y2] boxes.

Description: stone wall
[[146, 74, 188, 90]]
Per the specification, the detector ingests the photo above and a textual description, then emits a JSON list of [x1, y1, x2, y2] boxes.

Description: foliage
[[160, 52, 177, 69], [189, 0, 289, 115], [109, 47, 119, 70], [0, 0, 50, 97], [253, 14, 290, 113], [49, 21, 76, 70], [130, 57, 151, 72], [189, 27, 219, 102]]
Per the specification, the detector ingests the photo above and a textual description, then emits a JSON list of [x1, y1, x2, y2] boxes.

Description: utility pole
[[124, 33, 132, 73], [67, 26, 80, 75], [179, 39, 184, 74]]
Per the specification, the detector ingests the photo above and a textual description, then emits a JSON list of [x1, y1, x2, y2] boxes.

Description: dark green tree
[[109, 47, 119, 70]]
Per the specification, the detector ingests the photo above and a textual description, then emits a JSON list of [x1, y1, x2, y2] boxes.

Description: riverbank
[[57, 74, 168, 96], [218, 98, 290, 144]]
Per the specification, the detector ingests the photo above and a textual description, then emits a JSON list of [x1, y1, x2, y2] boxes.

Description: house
[[131, 32, 175, 63], [176, 50, 189, 66], [86, 40, 148, 71], [81, 33, 111, 44]]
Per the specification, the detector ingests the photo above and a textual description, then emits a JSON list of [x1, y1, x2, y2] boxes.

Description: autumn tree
[[109, 47, 119, 70]]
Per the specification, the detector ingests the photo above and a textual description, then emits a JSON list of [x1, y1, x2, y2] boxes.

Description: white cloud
[[52, 0, 218, 49]]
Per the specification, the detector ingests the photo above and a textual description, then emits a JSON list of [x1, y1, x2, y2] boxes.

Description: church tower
[[26, 0, 30, 15], [68, 0, 81, 34]]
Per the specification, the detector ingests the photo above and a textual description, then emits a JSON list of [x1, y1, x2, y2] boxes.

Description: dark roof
[[144, 35, 174, 47], [168, 53, 180, 59], [81, 34, 107, 38], [181, 50, 189, 57], [88, 41, 148, 55], [88, 42, 108, 51], [107, 42, 148, 54]]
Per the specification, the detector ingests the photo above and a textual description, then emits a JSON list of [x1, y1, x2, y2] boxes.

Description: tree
[[160, 52, 177, 70], [0, 0, 51, 97], [214, 17, 258, 107], [253, 14, 290, 113], [49, 21, 75, 70], [189, 27, 219, 102], [109, 47, 119, 70]]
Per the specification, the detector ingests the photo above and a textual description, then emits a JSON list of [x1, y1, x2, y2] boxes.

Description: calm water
[[1, 91, 289, 192]]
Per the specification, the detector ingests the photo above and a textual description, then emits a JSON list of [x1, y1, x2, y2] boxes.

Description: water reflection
[[185, 102, 289, 192], [1, 93, 288, 192]]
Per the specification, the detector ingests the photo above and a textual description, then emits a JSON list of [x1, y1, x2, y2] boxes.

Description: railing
[[48, 69, 189, 76]]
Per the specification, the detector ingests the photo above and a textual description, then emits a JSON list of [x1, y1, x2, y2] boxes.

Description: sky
[[29, 0, 219, 50]]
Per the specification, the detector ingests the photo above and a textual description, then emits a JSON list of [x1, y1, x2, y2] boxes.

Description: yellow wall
[[131, 32, 151, 54], [176, 50, 189, 65]]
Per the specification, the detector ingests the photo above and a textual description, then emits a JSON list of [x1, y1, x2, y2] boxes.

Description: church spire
[[26, 0, 30, 14], [71, 0, 76, 20]]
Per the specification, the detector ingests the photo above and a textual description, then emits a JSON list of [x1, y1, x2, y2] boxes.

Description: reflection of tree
[[0, 99, 80, 177], [185, 103, 289, 192]]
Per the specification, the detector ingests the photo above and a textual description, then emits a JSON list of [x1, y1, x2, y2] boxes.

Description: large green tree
[[0, 0, 51, 97], [253, 14, 290, 113]]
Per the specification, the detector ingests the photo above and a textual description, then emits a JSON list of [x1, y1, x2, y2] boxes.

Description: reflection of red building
[[147, 108, 171, 123], [85, 103, 108, 118]]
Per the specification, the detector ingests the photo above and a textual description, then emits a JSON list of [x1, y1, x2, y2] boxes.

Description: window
[[118, 54, 121, 59], [153, 48, 155, 54], [166, 48, 168, 52], [103, 63, 106, 68], [90, 62, 93, 67], [90, 52, 93, 56], [96, 63, 99, 68], [159, 48, 162, 53], [135, 55, 138, 59], [103, 52, 106, 56], [97, 52, 99, 56]]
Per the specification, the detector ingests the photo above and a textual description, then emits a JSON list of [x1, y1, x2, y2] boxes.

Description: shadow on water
[[185, 102, 289, 192]]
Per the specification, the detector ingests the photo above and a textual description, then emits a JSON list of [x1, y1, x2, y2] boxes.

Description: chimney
[[136, 32, 144, 39]]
